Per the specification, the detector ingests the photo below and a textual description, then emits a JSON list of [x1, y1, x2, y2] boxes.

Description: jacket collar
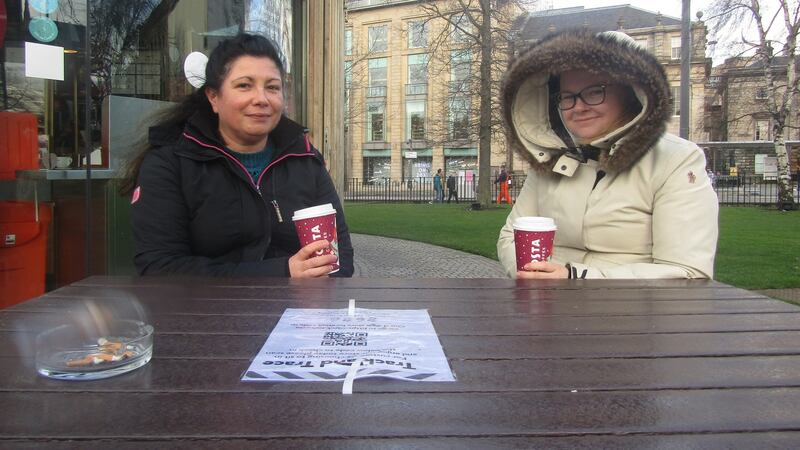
[[149, 107, 309, 158]]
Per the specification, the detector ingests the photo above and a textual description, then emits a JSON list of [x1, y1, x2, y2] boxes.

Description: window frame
[[671, 36, 681, 60], [408, 20, 427, 49], [671, 86, 681, 116], [406, 99, 426, 141], [345, 29, 353, 56], [368, 24, 388, 53], [366, 101, 386, 142], [755, 119, 771, 141]]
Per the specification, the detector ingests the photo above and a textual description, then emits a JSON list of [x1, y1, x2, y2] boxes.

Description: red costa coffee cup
[[513, 216, 557, 271], [292, 203, 339, 273]]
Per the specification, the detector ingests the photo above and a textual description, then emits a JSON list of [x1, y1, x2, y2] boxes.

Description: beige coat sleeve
[[497, 169, 540, 277]]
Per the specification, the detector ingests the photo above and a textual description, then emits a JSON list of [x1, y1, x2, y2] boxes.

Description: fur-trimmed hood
[[501, 30, 672, 175]]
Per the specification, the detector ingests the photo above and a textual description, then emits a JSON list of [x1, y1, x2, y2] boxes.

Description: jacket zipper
[[182, 132, 315, 221]]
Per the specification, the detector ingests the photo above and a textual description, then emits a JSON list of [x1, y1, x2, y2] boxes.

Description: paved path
[[351, 233, 506, 278]]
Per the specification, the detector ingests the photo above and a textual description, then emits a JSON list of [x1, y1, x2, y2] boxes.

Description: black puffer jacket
[[131, 109, 354, 277]]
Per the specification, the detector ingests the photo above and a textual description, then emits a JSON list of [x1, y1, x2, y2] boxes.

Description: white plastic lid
[[512, 216, 557, 232], [292, 203, 336, 221]]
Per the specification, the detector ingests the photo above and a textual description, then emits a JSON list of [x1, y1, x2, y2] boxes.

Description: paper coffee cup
[[292, 203, 339, 273], [512, 216, 556, 271]]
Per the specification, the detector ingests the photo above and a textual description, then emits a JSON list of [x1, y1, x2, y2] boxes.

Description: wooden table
[[2, 276, 800, 448]]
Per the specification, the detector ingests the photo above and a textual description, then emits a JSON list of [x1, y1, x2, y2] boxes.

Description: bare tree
[[89, 0, 160, 100], [709, 0, 798, 210], [416, 0, 532, 207]]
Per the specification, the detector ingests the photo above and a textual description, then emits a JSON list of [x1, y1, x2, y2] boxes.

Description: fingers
[[290, 240, 337, 278], [517, 261, 569, 279], [298, 240, 331, 258], [523, 261, 556, 272], [517, 270, 559, 279]]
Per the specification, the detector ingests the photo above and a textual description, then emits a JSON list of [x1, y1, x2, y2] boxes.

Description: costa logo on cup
[[512, 217, 557, 271]]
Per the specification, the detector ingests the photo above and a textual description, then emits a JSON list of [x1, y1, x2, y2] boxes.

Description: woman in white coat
[[497, 30, 718, 279]]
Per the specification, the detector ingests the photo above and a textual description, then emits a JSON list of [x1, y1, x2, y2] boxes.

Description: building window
[[755, 120, 770, 140], [403, 155, 432, 180], [364, 157, 391, 183], [345, 29, 353, 56], [408, 21, 427, 48], [445, 156, 478, 173], [366, 102, 385, 142], [450, 49, 471, 92], [449, 96, 470, 140], [634, 37, 649, 52], [406, 100, 426, 140], [756, 87, 769, 100], [451, 13, 472, 43], [671, 86, 681, 116], [408, 54, 428, 83], [671, 36, 681, 60], [367, 57, 387, 97], [345, 61, 353, 89], [368, 25, 388, 52]]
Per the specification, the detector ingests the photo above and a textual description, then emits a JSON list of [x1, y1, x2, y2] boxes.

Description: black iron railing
[[342, 174, 800, 206], [344, 175, 523, 203]]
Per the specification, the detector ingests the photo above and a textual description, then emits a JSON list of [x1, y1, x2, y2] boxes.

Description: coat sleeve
[[497, 169, 539, 277], [567, 145, 718, 279], [132, 148, 290, 277], [313, 153, 354, 278]]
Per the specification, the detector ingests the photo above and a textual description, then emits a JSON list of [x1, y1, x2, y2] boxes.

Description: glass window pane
[[408, 54, 428, 85], [363, 156, 391, 182], [368, 25, 388, 52], [367, 102, 385, 141], [406, 100, 425, 140], [368, 58, 387, 87], [408, 21, 427, 48]]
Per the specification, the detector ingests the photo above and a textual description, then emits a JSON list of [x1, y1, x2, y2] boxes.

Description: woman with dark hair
[[121, 33, 353, 277], [497, 30, 718, 279]]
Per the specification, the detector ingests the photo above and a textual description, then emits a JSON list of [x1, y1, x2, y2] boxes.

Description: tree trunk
[[773, 128, 796, 210], [477, 0, 493, 208]]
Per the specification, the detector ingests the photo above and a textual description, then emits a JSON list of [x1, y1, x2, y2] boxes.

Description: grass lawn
[[343, 203, 800, 290]]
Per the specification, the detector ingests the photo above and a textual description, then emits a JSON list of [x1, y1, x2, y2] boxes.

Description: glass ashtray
[[36, 319, 154, 380]]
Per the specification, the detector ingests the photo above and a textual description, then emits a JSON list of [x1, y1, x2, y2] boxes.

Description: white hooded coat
[[497, 31, 718, 279]]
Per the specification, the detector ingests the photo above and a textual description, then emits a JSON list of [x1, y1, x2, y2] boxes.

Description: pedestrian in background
[[495, 164, 513, 204], [446, 173, 459, 203], [431, 169, 444, 203]]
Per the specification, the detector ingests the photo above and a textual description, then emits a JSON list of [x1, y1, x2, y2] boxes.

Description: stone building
[[707, 56, 800, 142], [703, 57, 800, 177], [344, 0, 517, 184]]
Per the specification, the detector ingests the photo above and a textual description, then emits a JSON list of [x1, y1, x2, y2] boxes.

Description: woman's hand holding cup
[[517, 261, 568, 279], [289, 240, 337, 278]]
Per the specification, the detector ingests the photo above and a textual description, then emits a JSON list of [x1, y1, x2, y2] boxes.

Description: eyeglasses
[[556, 84, 609, 110]]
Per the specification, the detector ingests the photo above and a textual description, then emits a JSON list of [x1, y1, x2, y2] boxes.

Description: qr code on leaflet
[[321, 332, 368, 346]]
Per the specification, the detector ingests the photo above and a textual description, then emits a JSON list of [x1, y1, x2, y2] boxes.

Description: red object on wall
[[0, 111, 39, 180], [0, 1, 7, 48], [0, 202, 53, 309]]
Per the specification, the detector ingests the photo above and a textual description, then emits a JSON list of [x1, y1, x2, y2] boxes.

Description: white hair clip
[[184, 52, 208, 88]]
